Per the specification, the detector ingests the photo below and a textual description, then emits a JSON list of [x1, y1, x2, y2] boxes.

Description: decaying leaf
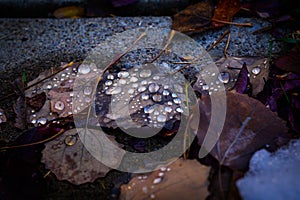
[[196, 92, 288, 170], [215, 56, 269, 96], [212, 0, 241, 27], [42, 128, 124, 185], [120, 159, 210, 200], [172, 1, 213, 34]]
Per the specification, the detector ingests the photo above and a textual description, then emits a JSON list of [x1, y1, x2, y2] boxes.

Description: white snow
[[237, 139, 300, 200]]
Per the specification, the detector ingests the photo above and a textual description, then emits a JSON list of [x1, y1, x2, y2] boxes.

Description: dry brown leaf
[[42, 128, 124, 185], [172, 1, 213, 34], [196, 92, 288, 170], [120, 159, 210, 200], [212, 0, 241, 27]]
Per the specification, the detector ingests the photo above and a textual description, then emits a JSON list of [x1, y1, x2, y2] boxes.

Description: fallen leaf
[[172, 1, 213, 34], [53, 6, 85, 18], [212, 0, 241, 27], [26, 92, 46, 111], [233, 62, 251, 94], [120, 159, 210, 200], [196, 92, 289, 170], [41, 128, 124, 185], [275, 48, 300, 74], [194, 57, 269, 96]]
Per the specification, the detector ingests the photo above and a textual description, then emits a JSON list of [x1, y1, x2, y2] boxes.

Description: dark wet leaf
[[172, 1, 213, 34], [212, 0, 241, 27], [196, 92, 289, 170], [120, 159, 210, 200], [275, 48, 300, 74], [234, 63, 251, 94], [26, 92, 46, 111]]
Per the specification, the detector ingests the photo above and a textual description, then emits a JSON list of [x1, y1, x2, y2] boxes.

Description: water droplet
[[152, 75, 160, 80], [150, 194, 155, 199], [70, 92, 74, 97], [141, 93, 149, 100], [152, 94, 162, 102], [130, 76, 138, 82], [218, 72, 230, 84], [84, 86, 92, 95], [171, 93, 178, 98], [202, 84, 209, 90], [167, 167, 171, 171], [65, 135, 77, 146], [158, 172, 164, 177], [107, 74, 114, 80], [142, 186, 148, 194], [167, 101, 173, 106], [138, 86, 147, 92], [31, 118, 37, 124], [160, 166, 167, 171], [78, 64, 91, 74], [162, 90, 169, 96], [139, 69, 152, 78], [119, 79, 127, 85], [144, 105, 154, 114], [153, 177, 162, 184], [54, 101, 65, 111], [173, 98, 181, 104], [105, 80, 113, 86], [157, 115, 167, 122], [176, 107, 183, 113], [165, 106, 172, 113], [106, 87, 122, 95], [85, 97, 91, 102], [251, 67, 261, 75], [46, 84, 52, 89], [148, 83, 159, 93], [118, 71, 129, 78], [37, 117, 47, 125], [128, 88, 135, 94]]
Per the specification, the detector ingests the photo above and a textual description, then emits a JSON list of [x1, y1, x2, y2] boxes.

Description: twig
[[0, 61, 76, 102], [103, 32, 147, 72], [212, 18, 253, 27], [150, 30, 176, 63], [220, 116, 251, 165], [0, 129, 65, 151], [171, 29, 230, 75], [224, 30, 231, 57]]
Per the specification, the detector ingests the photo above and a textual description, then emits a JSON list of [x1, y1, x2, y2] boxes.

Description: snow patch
[[237, 139, 300, 200]]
